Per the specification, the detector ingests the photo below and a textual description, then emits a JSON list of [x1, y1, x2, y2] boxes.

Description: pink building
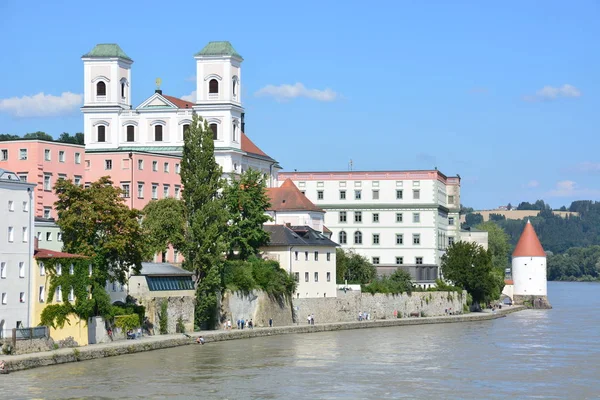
[[0, 140, 85, 219]]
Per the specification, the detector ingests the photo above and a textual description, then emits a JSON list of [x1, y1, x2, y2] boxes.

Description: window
[[22, 227, 28, 242], [305, 251, 309, 261], [59, 151, 65, 162], [74, 175, 82, 186], [138, 159, 144, 170], [354, 211, 362, 223], [127, 125, 135, 142], [0, 149, 7, 161], [210, 123, 218, 140], [154, 125, 163, 141], [22, 201, 28, 212], [39, 286, 45, 303], [339, 211, 347, 223], [413, 234, 421, 245], [152, 161, 158, 171], [44, 174, 51, 190], [232, 123, 237, 142], [396, 257, 404, 265], [152, 184, 158, 199], [68, 287, 74, 302], [372, 190, 379, 200], [121, 82, 126, 98], [8, 200, 14, 212], [372, 234, 380, 245], [75, 152, 81, 164], [448, 195, 455, 205], [294, 251, 299, 261], [339, 190, 346, 200], [355, 190, 362, 200], [96, 81, 106, 96], [8, 226, 14, 242], [105, 159, 112, 170], [1, 293, 6, 305], [305, 272, 309, 282], [396, 234, 403, 245], [327, 252, 331, 261], [354, 231, 362, 244], [372, 257, 380, 265], [175, 163, 180, 174], [413, 181, 420, 187], [163, 185, 170, 198], [137, 183, 144, 198], [233, 78, 238, 97], [19, 149, 27, 160], [327, 272, 331, 282], [174, 250, 179, 263], [396, 190, 403, 200], [314, 251, 319, 261], [413, 213, 420, 223], [19, 262, 24, 278], [183, 124, 190, 137], [57, 232, 62, 241], [339, 231, 347, 244], [0, 262, 5, 278], [449, 236, 455, 246], [46, 232, 52, 242], [317, 190, 324, 200], [175, 186, 181, 199], [43, 207, 51, 219], [45, 149, 51, 161], [56, 264, 62, 275], [164, 162, 169, 173], [294, 272, 299, 283], [122, 183, 130, 198], [18, 174, 27, 182], [58, 173, 67, 182], [448, 217, 454, 226], [55, 286, 62, 302], [416, 257, 423, 265], [413, 189, 420, 199], [314, 272, 319, 282], [396, 213, 403, 223], [209, 79, 219, 94], [97, 125, 106, 142], [372, 213, 379, 223]]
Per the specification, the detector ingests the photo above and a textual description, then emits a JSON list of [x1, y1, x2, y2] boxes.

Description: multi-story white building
[[278, 170, 461, 285], [0, 168, 36, 335]]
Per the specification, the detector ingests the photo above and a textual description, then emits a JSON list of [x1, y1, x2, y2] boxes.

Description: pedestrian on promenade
[[227, 319, 232, 330], [307, 314, 311, 325], [311, 314, 315, 325], [269, 318, 273, 327], [237, 319, 241, 329]]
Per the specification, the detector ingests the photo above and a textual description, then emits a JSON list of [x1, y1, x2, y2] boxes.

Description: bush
[[176, 316, 185, 334], [159, 300, 169, 334], [362, 269, 413, 295], [114, 314, 140, 333], [223, 257, 297, 299]]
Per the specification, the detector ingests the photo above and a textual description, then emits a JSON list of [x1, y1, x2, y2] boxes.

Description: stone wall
[[146, 296, 195, 334], [293, 290, 467, 323], [221, 290, 293, 328]]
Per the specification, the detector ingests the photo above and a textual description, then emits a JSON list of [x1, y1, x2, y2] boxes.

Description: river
[[1, 282, 599, 399]]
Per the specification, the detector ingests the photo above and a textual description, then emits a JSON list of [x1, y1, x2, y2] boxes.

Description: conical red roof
[[266, 179, 324, 212], [512, 220, 545, 257]]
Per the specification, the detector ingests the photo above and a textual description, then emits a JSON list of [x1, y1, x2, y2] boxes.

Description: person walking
[[269, 318, 273, 328], [311, 314, 315, 325]]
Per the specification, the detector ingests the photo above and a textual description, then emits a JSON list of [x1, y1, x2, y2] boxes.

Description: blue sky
[[0, 0, 598, 209]]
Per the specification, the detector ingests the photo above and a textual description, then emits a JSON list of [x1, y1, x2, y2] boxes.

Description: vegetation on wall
[[336, 248, 376, 284], [114, 314, 140, 333], [223, 257, 297, 300], [0, 131, 84, 144], [141, 198, 186, 261], [362, 269, 413, 295], [159, 300, 169, 335]]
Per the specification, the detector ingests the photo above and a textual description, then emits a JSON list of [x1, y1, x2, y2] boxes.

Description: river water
[[2, 282, 599, 399]]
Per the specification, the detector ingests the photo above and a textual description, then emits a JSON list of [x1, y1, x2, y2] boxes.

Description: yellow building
[[31, 248, 90, 346]]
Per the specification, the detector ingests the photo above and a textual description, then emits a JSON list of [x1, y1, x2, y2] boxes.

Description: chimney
[[241, 112, 245, 132]]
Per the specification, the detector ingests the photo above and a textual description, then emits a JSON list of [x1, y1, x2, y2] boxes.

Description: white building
[[277, 170, 461, 285], [81, 42, 279, 185], [0, 169, 36, 335], [262, 179, 338, 298]]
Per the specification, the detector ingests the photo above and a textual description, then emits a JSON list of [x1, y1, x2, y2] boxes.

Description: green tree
[[475, 221, 511, 271], [224, 169, 272, 260], [142, 198, 186, 261], [464, 213, 483, 227], [57, 132, 85, 145], [441, 241, 502, 307], [0, 133, 21, 141], [336, 248, 376, 284], [24, 131, 53, 141], [180, 113, 228, 329]]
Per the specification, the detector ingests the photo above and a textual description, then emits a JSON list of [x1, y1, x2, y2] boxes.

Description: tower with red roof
[[511, 220, 551, 308]]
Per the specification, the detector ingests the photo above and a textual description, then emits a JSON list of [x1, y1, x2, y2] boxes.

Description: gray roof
[[0, 168, 20, 181], [263, 225, 339, 247], [139, 262, 193, 276]]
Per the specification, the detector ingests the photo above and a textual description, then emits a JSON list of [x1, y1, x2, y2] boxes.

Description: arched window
[[354, 231, 362, 245], [126, 126, 135, 142], [97, 81, 106, 96], [210, 123, 218, 140], [97, 126, 106, 142], [121, 82, 125, 98], [232, 123, 237, 142], [154, 125, 163, 142], [339, 231, 347, 244], [209, 79, 219, 94], [183, 124, 190, 137], [232, 78, 237, 97]]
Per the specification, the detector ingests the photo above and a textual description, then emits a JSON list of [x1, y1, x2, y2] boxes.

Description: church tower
[[512, 220, 551, 308], [193, 41, 244, 174]]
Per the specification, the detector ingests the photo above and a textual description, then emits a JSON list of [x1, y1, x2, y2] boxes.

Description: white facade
[[278, 171, 461, 283], [265, 210, 325, 233], [0, 170, 36, 334], [513, 256, 547, 297], [459, 229, 489, 250]]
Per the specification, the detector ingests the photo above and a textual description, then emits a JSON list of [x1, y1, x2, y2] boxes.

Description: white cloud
[[525, 180, 540, 188], [523, 84, 581, 102], [547, 180, 600, 198], [181, 91, 196, 102], [255, 83, 339, 102], [0, 92, 83, 117], [574, 162, 600, 173]]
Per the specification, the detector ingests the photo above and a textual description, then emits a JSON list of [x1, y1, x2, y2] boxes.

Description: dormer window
[[154, 125, 163, 142], [209, 79, 219, 94], [126, 126, 135, 142], [96, 81, 106, 96], [210, 123, 218, 140], [97, 126, 106, 142]]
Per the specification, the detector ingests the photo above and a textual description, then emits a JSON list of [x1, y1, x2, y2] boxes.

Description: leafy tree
[[507, 203, 513, 210], [180, 113, 228, 329], [460, 204, 474, 215], [0, 133, 20, 141], [54, 176, 146, 285], [24, 131, 53, 141], [489, 213, 506, 222], [475, 221, 511, 271], [336, 248, 376, 284], [224, 169, 272, 260], [464, 213, 483, 227], [57, 132, 85, 145], [142, 198, 186, 261], [559, 205, 567, 211], [441, 241, 503, 306]]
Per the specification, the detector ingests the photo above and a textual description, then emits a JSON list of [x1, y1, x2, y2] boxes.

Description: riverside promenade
[[1, 306, 524, 373]]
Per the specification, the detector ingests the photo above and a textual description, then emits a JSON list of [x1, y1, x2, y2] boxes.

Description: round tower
[[512, 220, 551, 308]]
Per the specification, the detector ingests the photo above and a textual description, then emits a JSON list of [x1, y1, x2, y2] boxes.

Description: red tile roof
[[266, 178, 324, 212], [163, 95, 194, 109], [504, 279, 514, 285], [512, 220, 546, 257], [241, 132, 272, 159], [35, 248, 88, 259]]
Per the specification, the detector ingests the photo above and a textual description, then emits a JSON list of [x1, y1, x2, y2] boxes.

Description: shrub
[[159, 300, 169, 334], [114, 314, 140, 333], [176, 316, 185, 333]]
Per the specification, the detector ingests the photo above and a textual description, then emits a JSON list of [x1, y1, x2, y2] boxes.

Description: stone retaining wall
[[221, 290, 293, 327]]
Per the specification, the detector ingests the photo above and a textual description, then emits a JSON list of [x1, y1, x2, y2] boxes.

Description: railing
[[0, 327, 49, 342]]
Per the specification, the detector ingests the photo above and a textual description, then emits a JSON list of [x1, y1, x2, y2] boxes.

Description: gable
[[137, 92, 178, 110]]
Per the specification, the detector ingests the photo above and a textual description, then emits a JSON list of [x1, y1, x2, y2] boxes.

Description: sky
[[0, 0, 598, 209]]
